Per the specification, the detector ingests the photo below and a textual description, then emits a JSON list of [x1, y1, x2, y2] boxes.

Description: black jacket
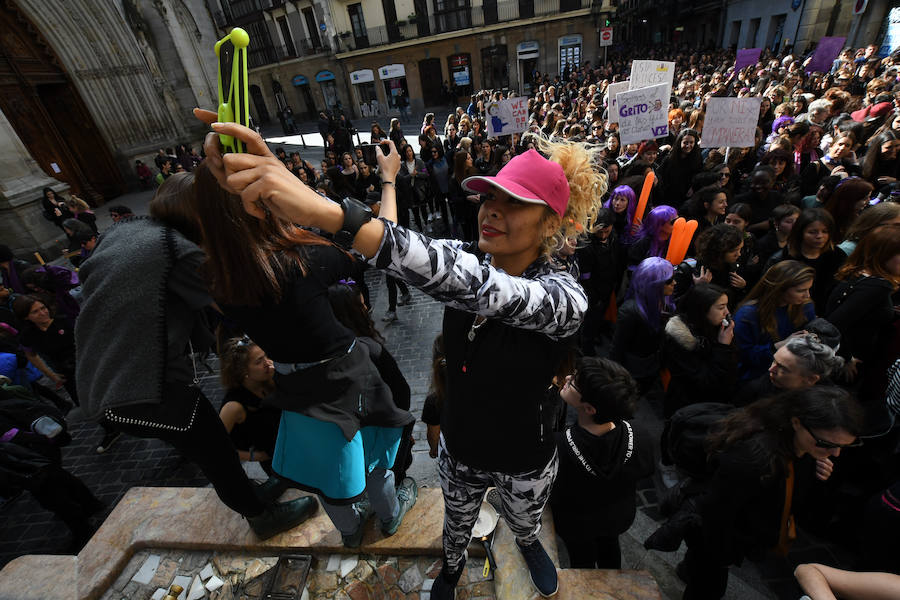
[[551, 420, 655, 538], [575, 232, 623, 309], [661, 316, 737, 417], [825, 275, 896, 363], [610, 299, 665, 379]]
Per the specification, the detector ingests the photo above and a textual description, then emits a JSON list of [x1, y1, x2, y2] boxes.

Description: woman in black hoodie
[[550, 357, 655, 568]]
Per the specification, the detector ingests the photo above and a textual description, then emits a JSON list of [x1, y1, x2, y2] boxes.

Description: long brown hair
[[706, 387, 862, 476], [191, 162, 332, 306], [836, 225, 900, 289], [739, 260, 815, 341]]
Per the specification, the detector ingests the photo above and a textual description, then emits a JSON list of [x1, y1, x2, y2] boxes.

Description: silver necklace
[[467, 316, 487, 341]]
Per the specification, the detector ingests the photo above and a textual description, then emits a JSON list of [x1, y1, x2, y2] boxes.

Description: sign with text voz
[[616, 82, 669, 145]]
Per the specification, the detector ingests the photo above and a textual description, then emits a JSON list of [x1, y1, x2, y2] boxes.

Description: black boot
[[248, 496, 318, 540], [430, 558, 466, 600]]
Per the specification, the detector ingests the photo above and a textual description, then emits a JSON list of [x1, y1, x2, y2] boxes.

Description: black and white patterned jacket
[[369, 220, 587, 340]]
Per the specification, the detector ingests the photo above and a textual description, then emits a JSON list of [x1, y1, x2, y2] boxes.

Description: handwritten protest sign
[[486, 97, 529, 137], [700, 97, 762, 148], [630, 60, 675, 100], [616, 83, 669, 146], [735, 48, 762, 72], [605, 80, 630, 125], [805, 36, 846, 74]]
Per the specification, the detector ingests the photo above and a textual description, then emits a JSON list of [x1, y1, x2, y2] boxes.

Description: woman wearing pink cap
[[199, 112, 605, 599]]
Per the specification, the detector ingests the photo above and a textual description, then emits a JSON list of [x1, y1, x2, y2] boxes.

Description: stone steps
[[0, 485, 662, 600]]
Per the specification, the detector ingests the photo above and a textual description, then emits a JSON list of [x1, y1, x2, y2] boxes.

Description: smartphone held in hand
[[215, 27, 250, 153]]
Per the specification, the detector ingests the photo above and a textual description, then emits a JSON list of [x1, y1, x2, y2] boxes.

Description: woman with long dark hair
[[861, 130, 900, 191], [662, 283, 736, 416], [765, 208, 847, 310], [74, 175, 316, 538], [673, 224, 746, 308], [447, 150, 479, 241], [823, 177, 873, 243], [657, 128, 702, 209], [39, 188, 73, 232], [681, 387, 863, 600], [734, 260, 816, 381]]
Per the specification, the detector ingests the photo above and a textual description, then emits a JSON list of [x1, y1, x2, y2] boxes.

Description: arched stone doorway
[[0, 3, 124, 203]]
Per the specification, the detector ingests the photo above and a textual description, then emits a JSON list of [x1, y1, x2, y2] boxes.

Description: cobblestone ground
[[102, 548, 494, 600]]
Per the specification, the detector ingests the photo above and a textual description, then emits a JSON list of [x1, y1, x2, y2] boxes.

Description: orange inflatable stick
[[665, 218, 686, 264], [667, 219, 699, 265], [632, 170, 656, 226]]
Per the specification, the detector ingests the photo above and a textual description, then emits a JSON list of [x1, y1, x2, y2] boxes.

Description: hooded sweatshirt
[[550, 419, 655, 538]]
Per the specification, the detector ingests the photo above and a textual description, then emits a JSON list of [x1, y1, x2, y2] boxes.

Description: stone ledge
[[0, 486, 664, 600]]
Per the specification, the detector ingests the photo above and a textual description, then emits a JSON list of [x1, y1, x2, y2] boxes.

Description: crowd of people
[[2, 39, 900, 600]]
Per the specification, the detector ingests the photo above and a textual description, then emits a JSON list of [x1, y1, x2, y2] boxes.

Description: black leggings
[[105, 386, 266, 517], [386, 276, 410, 311], [561, 534, 622, 569], [28, 464, 101, 545]]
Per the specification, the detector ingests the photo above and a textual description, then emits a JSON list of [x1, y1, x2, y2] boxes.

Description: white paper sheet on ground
[[241, 461, 269, 483], [171, 575, 192, 600], [131, 554, 161, 584], [205, 575, 224, 592], [187, 574, 205, 600], [150, 589, 167, 600], [340, 555, 359, 578]]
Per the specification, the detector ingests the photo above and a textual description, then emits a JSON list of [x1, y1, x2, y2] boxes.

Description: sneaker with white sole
[[382, 310, 397, 322], [381, 477, 417, 536], [517, 539, 558, 597], [95, 431, 121, 454]]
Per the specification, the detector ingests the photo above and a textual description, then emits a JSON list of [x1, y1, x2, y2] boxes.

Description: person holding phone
[[194, 109, 605, 599]]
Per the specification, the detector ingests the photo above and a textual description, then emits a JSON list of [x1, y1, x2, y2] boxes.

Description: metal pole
[[604, 45, 608, 66], [724, 147, 731, 163]]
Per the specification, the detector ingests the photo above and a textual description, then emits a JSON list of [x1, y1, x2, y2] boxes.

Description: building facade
[[217, 0, 613, 123], [0, 0, 222, 254]]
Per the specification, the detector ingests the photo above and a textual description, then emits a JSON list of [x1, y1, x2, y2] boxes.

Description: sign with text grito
[[700, 97, 762, 148], [486, 97, 529, 137], [616, 82, 669, 145]]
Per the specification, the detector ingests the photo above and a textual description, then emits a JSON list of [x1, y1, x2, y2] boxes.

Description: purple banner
[[735, 48, 762, 72], [805, 36, 846, 74]]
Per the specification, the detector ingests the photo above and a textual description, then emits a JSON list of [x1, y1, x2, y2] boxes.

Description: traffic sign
[[600, 27, 613, 47]]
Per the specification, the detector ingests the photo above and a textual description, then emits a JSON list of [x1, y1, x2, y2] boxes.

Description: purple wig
[[626, 257, 675, 331], [771, 115, 795, 133], [604, 185, 638, 237], [635, 205, 677, 258]]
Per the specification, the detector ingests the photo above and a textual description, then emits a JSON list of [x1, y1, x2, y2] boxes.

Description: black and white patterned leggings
[[437, 435, 559, 571]]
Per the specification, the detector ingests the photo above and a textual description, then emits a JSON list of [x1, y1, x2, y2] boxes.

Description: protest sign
[[605, 80, 630, 125], [616, 82, 669, 146], [700, 97, 762, 148], [629, 60, 675, 99], [805, 37, 846, 73], [735, 48, 762, 72], [486, 97, 529, 137]]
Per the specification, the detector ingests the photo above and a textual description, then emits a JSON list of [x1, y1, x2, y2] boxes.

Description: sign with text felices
[[605, 80, 630, 125], [486, 97, 529, 137], [629, 60, 675, 100], [700, 97, 762, 148], [805, 37, 846, 74], [616, 83, 669, 146]]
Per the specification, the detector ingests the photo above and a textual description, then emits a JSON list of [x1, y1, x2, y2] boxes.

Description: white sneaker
[[382, 311, 397, 322]]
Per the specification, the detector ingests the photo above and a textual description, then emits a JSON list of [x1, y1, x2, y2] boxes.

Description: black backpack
[[662, 402, 734, 479]]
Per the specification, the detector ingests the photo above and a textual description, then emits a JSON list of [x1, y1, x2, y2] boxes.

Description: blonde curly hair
[[532, 135, 608, 258]]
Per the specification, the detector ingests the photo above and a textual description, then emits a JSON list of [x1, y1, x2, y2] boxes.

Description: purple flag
[[735, 48, 762, 72], [805, 37, 846, 74]]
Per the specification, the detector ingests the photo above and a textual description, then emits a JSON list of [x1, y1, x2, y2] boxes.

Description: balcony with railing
[[248, 40, 331, 69], [335, 0, 593, 52]]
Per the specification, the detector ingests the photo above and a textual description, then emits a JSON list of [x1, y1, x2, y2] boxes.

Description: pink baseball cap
[[462, 149, 570, 216]]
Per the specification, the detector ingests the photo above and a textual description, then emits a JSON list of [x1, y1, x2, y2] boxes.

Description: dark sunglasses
[[801, 421, 862, 449]]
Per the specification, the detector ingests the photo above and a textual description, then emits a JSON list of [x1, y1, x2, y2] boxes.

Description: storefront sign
[[616, 82, 668, 145], [379, 64, 406, 79], [486, 97, 529, 137], [315, 70, 336, 82], [291, 75, 309, 86], [350, 69, 375, 84], [517, 41, 539, 57], [700, 97, 762, 148]]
